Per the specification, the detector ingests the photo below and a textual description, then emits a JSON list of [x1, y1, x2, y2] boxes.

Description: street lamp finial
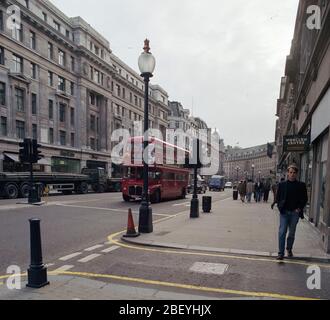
[[143, 39, 150, 53]]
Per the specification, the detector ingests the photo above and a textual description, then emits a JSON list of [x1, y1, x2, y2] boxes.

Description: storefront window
[[51, 157, 80, 173], [319, 134, 328, 224]]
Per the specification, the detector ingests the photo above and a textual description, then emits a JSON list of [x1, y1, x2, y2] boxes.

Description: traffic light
[[31, 139, 43, 163], [19, 139, 32, 163]]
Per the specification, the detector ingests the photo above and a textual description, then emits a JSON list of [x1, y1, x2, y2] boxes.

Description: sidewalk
[[123, 196, 330, 261], [1, 196, 329, 300]]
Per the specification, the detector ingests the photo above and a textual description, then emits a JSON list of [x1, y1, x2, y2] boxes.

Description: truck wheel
[[78, 182, 89, 194], [123, 195, 131, 202], [98, 184, 106, 193], [4, 183, 19, 199], [151, 190, 161, 204], [20, 183, 30, 198]]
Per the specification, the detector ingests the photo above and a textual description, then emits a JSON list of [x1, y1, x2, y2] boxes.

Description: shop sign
[[60, 150, 75, 158], [283, 135, 310, 152]]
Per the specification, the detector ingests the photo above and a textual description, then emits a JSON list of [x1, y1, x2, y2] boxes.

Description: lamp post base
[[139, 202, 153, 233], [190, 197, 199, 218]]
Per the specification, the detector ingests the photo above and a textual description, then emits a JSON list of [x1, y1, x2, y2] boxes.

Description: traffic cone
[[123, 209, 140, 238]]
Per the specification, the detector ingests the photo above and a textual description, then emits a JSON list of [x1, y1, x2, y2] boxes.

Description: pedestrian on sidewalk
[[254, 181, 264, 203], [237, 180, 247, 203], [271, 178, 285, 210], [246, 179, 254, 203], [275, 165, 308, 261], [263, 179, 271, 203]]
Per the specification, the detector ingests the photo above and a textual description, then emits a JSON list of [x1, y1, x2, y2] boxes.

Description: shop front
[[51, 157, 81, 174], [1, 152, 49, 172]]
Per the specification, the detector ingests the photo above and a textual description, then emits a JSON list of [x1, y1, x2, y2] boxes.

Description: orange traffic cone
[[123, 209, 140, 238]]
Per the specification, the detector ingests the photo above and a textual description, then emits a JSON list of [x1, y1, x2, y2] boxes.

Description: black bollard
[[202, 196, 212, 213], [27, 219, 49, 289], [190, 197, 199, 218]]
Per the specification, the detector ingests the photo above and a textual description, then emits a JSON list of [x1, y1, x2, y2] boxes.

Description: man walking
[[275, 165, 308, 260]]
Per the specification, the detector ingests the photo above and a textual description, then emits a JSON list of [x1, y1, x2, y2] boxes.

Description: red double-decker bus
[[121, 136, 190, 203]]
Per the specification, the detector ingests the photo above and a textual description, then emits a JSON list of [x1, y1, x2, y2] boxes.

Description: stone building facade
[[275, 0, 330, 252], [0, 0, 169, 177], [224, 143, 277, 183]]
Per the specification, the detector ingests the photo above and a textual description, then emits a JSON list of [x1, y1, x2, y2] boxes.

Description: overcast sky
[[51, 0, 299, 148]]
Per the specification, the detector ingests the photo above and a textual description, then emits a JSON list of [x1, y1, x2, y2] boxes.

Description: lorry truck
[[0, 167, 121, 199]]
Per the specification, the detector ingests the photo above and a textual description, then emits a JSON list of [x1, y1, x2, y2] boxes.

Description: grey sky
[[51, 0, 299, 148]]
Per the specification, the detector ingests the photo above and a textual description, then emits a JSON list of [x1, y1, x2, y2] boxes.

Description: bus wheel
[[20, 183, 30, 198], [123, 195, 131, 202], [78, 182, 89, 194], [4, 183, 19, 199], [151, 190, 161, 204]]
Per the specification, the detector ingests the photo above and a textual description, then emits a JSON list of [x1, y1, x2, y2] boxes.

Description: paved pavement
[[1, 193, 329, 300]]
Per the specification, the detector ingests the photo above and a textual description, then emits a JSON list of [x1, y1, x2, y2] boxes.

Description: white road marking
[[84, 245, 104, 252], [78, 254, 101, 263], [59, 252, 82, 261], [52, 265, 75, 273], [101, 246, 120, 253], [173, 202, 190, 207]]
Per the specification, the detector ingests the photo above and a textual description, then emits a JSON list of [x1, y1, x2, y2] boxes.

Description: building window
[[15, 88, 24, 112], [130, 92, 133, 103], [12, 54, 23, 73], [70, 133, 75, 147], [13, 23, 23, 42], [94, 69, 100, 83], [0, 10, 3, 31], [58, 50, 65, 66], [58, 76, 65, 91], [90, 115, 96, 131], [30, 31, 36, 50], [31, 93, 37, 115], [16, 120, 25, 139], [0, 82, 5, 105], [122, 88, 126, 99], [90, 138, 96, 150], [0, 46, 4, 65], [48, 43, 53, 60], [70, 82, 74, 95], [49, 128, 54, 144], [70, 108, 75, 126], [59, 104, 66, 122], [42, 12, 47, 22], [53, 20, 60, 32], [48, 71, 53, 86], [1, 117, 7, 136], [94, 45, 99, 55], [134, 95, 138, 106], [48, 100, 53, 119], [32, 124, 37, 140], [59, 130, 66, 146], [90, 92, 95, 105], [90, 66, 93, 80], [116, 85, 120, 97], [70, 56, 75, 71], [66, 30, 70, 38], [31, 63, 37, 79]]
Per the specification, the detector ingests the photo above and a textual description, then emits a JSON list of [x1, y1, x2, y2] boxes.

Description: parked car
[[209, 175, 225, 192], [225, 182, 233, 189]]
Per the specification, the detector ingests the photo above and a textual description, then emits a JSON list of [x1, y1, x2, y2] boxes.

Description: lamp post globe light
[[138, 39, 156, 234]]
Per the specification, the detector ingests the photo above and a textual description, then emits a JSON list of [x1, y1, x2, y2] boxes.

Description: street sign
[[283, 135, 310, 152]]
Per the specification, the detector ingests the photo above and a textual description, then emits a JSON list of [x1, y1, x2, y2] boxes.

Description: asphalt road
[[1, 190, 329, 300]]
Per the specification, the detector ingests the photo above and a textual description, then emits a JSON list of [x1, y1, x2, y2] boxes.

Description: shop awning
[[38, 158, 51, 166], [4, 153, 19, 162]]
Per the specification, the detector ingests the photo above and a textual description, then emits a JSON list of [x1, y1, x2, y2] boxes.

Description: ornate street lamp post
[[236, 166, 240, 183], [251, 164, 255, 182], [138, 39, 156, 233]]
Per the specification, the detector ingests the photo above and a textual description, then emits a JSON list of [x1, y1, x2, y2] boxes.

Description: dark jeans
[[278, 210, 300, 255]]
